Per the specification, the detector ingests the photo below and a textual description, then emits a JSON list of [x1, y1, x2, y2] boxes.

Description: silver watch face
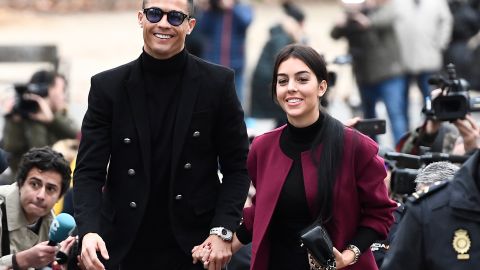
[[220, 228, 232, 240], [210, 227, 233, 241]]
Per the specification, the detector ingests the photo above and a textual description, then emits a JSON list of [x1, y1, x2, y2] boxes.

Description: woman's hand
[[231, 233, 244, 254], [333, 247, 356, 269], [192, 242, 212, 269]]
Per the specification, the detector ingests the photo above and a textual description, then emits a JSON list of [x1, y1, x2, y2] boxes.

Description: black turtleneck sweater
[[267, 116, 323, 270], [130, 49, 187, 254]]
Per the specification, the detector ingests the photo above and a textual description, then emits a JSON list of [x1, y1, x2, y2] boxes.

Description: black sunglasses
[[143, 7, 189, 26]]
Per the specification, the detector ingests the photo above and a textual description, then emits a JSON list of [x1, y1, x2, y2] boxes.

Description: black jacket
[[73, 52, 250, 268], [382, 150, 480, 270]]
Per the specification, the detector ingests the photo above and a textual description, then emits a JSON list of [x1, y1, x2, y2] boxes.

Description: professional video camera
[[12, 82, 49, 118], [426, 63, 480, 121], [384, 151, 469, 195]]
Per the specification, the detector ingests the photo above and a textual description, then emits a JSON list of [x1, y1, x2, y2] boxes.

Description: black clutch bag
[[300, 224, 336, 270]]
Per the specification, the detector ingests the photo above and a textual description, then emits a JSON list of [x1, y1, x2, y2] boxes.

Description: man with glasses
[[73, 0, 250, 269]]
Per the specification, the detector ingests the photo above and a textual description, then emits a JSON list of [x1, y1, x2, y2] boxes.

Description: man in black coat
[[382, 150, 480, 270], [72, 0, 250, 269]]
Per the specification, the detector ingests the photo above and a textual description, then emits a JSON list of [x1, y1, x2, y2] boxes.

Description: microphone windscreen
[[49, 213, 76, 244]]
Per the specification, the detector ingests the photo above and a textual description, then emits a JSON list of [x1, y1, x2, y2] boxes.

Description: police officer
[[381, 151, 480, 269]]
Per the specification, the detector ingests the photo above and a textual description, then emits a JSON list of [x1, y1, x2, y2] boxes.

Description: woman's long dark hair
[[272, 44, 345, 223]]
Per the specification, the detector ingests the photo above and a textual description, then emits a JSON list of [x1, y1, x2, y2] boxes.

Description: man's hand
[[24, 93, 54, 123], [194, 235, 232, 270], [80, 233, 109, 270], [15, 241, 57, 269], [454, 114, 480, 153]]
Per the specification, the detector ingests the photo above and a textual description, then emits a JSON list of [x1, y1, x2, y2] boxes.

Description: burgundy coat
[[242, 125, 396, 270]]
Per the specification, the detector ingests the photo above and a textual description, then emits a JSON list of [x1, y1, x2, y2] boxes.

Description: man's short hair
[[16, 146, 71, 196], [142, 0, 195, 16], [415, 161, 459, 190]]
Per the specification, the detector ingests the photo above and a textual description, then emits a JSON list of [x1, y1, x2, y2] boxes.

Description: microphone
[[48, 213, 76, 246]]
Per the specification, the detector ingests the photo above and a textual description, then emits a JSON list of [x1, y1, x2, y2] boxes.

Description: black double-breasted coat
[[73, 52, 250, 268]]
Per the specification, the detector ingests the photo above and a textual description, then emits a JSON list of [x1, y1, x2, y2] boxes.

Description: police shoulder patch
[[406, 180, 450, 204]]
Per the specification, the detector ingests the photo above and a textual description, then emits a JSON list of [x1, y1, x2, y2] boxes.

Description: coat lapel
[[170, 55, 200, 180], [126, 58, 152, 183], [252, 130, 292, 250]]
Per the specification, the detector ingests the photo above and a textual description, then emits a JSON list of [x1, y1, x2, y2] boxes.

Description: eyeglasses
[[143, 7, 189, 26]]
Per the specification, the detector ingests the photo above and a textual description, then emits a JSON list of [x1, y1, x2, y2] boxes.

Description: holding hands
[[192, 235, 232, 270]]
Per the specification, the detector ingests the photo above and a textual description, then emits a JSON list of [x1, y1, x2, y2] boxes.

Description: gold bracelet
[[347, 244, 361, 265]]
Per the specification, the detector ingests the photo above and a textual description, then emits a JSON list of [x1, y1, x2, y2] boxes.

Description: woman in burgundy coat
[[194, 44, 396, 269]]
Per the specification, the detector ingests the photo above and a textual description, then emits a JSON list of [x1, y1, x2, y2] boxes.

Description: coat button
[[175, 194, 183, 200], [123, 138, 131, 144], [129, 202, 137, 208], [193, 131, 200, 138], [128, 169, 136, 176], [184, 163, 192, 170]]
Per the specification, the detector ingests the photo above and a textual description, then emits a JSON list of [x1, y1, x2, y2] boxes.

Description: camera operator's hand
[[424, 119, 442, 135], [453, 114, 480, 154], [24, 93, 54, 123], [424, 88, 443, 135], [349, 12, 371, 29], [344, 116, 361, 128]]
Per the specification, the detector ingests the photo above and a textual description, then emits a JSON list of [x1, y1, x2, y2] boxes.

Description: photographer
[[398, 87, 480, 156], [2, 70, 78, 176]]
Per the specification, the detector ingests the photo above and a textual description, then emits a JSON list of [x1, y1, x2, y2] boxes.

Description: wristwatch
[[209, 227, 233, 241]]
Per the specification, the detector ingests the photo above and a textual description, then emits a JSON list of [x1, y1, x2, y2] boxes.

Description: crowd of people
[[0, 0, 479, 269]]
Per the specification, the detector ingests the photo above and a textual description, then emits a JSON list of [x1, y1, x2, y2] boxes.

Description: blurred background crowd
[[0, 0, 480, 218]]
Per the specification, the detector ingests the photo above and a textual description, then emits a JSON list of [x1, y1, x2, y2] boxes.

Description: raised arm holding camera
[[397, 64, 480, 156], [2, 70, 78, 176]]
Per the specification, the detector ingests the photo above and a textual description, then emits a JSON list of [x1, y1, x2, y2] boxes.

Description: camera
[[12, 82, 49, 118], [384, 151, 469, 196], [426, 63, 480, 121]]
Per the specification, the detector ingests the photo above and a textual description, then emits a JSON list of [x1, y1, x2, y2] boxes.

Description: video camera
[[426, 63, 480, 121], [12, 82, 49, 118], [384, 151, 469, 195]]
